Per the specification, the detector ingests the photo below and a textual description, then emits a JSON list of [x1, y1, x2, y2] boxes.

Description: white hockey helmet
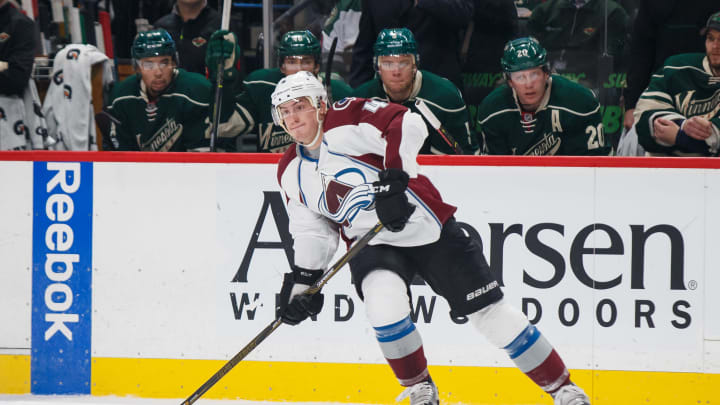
[[271, 71, 328, 127]]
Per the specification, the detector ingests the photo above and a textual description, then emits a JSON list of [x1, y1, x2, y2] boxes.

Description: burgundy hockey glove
[[278, 266, 324, 325], [373, 168, 415, 232]]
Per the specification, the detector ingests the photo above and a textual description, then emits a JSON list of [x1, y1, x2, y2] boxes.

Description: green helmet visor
[[280, 55, 317, 70], [375, 55, 416, 71]]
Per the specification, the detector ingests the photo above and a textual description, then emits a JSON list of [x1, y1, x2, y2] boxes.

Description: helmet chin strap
[[299, 108, 324, 148]]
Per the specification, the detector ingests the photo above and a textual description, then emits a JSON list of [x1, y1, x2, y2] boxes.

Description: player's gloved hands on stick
[[206, 30, 239, 81], [278, 266, 325, 325], [373, 168, 415, 232]]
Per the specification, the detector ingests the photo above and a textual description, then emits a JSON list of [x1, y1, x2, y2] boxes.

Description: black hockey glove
[[278, 266, 325, 325], [373, 168, 415, 232]]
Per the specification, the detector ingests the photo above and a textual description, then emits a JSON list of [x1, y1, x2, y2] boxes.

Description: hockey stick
[[209, 0, 233, 152], [414, 99, 465, 155], [179, 222, 384, 405], [324, 37, 338, 104], [94, 109, 121, 151]]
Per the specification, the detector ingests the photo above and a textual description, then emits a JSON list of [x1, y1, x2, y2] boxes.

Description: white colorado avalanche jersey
[[277, 97, 456, 270]]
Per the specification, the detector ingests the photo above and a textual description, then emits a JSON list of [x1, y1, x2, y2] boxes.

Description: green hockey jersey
[[107, 69, 215, 152], [107, 68, 244, 152], [477, 75, 610, 156], [233, 68, 353, 153], [352, 70, 479, 154], [634, 53, 720, 156]]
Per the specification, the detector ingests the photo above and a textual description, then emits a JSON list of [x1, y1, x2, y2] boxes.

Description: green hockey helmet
[[702, 11, 720, 35], [501, 37, 547, 73], [277, 30, 321, 61], [373, 28, 419, 63], [131, 29, 176, 60]]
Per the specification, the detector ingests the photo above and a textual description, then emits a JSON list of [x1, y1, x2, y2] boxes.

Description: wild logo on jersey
[[318, 169, 375, 227], [675, 89, 720, 118], [258, 123, 293, 153], [137, 117, 183, 152], [523, 132, 561, 155]]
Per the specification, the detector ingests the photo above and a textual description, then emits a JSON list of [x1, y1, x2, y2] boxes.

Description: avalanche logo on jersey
[[318, 168, 375, 227], [332, 97, 355, 110]]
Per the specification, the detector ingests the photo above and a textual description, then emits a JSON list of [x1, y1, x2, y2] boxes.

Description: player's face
[[377, 54, 416, 102], [706, 29, 720, 75], [508, 67, 549, 111], [281, 55, 320, 76], [138, 55, 175, 95], [278, 98, 321, 147]]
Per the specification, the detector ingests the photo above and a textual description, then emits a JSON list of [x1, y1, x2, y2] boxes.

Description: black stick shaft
[[324, 37, 338, 104], [210, 0, 233, 152], [180, 319, 282, 405], [414, 99, 464, 155], [179, 222, 384, 405]]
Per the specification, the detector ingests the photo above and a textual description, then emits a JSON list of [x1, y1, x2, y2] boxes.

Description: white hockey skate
[[396, 379, 439, 405], [553, 384, 591, 405]]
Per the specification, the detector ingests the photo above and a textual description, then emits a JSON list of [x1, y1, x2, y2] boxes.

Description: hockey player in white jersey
[[272, 71, 591, 405]]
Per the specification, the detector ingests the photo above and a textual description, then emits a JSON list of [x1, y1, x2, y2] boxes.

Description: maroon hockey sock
[[374, 316, 429, 386], [386, 345, 430, 386], [504, 324, 570, 393], [525, 349, 571, 393]]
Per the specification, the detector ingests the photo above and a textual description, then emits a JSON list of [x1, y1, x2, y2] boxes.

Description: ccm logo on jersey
[[372, 184, 391, 193], [466, 280, 499, 301]]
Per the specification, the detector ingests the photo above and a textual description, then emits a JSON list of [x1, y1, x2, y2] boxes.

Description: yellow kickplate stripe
[[0, 355, 31, 393], [3, 355, 719, 404]]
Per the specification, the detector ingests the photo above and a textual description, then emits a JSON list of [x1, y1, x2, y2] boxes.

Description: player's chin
[[520, 96, 537, 105], [289, 130, 308, 143], [151, 81, 169, 91]]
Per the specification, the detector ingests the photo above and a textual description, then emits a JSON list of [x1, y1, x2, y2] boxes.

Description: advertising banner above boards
[[1, 152, 720, 399]]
